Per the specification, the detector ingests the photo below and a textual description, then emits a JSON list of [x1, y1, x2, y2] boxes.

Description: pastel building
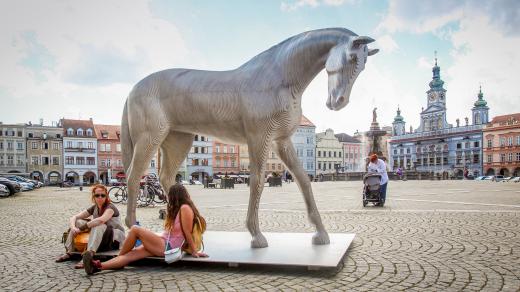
[[61, 119, 98, 185]]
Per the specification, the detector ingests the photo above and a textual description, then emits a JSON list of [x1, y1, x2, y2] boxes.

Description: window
[[500, 138, 506, 147], [0, 142, 2, 150], [201, 136, 205, 141], [215, 146, 220, 153], [318, 151, 321, 157], [473, 154, 479, 164], [508, 153, 513, 162], [87, 157, 95, 165], [78, 142, 83, 149], [28, 133, 33, 138], [107, 159, 111, 167], [517, 136, 520, 145], [394, 149, 397, 155], [194, 135, 199, 141], [0, 154, 3, 165], [32, 156, 39, 165], [150, 159, 156, 168], [223, 146, 227, 153], [406, 148, 411, 154], [32, 142, 38, 149], [231, 160, 236, 167], [77, 128, 83, 136], [106, 144, 111, 152], [67, 128, 73, 136], [88, 142, 94, 149], [101, 160, 106, 167], [229, 146, 234, 153], [500, 154, 506, 162], [65, 156, 74, 165], [224, 160, 228, 167], [117, 159, 122, 167], [194, 147, 199, 153], [487, 139, 492, 148], [17, 156, 23, 166], [318, 162, 321, 170], [116, 144, 121, 152], [53, 143, 59, 150], [76, 157, 85, 165], [42, 142, 48, 150], [508, 137, 513, 146], [100, 144, 106, 152], [7, 141, 13, 150], [66, 141, 72, 148], [42, 157, 49, 165], [271, 163, 275, 170], [328, 151, 331, 157], [457, 143, 462, 149], [52, 157, 59, 165], [278, 164, 282, 170], [487, 154, 492, 163], [7, 155, 14, 165], [216, 159, 220, 167], [474, 141, 479, 148], [56, 134, 61, 138], [17, 131, 22, 137], [516, 153, 520, 161]]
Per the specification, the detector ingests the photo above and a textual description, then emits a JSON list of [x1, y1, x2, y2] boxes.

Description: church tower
[[392, 106, 406, 136], [472, 86, 489, 125], [418, 53, 450, 132]]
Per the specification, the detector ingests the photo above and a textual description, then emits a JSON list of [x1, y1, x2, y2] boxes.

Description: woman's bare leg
[[101, 246, 152, 270], [120, 226, 165, 256]]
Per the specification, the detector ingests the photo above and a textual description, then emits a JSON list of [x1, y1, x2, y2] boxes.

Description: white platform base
[[74, 231, 355, 269]]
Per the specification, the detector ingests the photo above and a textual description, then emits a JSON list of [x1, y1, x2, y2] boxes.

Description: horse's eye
[[350, 53, 357, 62]]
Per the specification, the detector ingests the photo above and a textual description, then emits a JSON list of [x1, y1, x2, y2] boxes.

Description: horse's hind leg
[[125, 130, 169, 228], [246, 134, 271, 248], [274, 137, 330, 245], [159, 131, 194, 195]]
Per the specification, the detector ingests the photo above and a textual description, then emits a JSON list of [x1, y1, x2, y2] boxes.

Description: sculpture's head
[[325, 36, 379, 111]]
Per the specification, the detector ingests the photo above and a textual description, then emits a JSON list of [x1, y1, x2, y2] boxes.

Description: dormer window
[[77, 128, 84, 136], [86, 128, 93, 136], [67, 128, 74, 136]]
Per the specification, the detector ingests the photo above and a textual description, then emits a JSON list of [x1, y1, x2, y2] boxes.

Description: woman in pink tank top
[[83, 184, 208, 275]]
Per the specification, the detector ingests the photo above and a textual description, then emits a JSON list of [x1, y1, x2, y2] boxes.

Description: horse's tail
[[121, 99, 134, 174]]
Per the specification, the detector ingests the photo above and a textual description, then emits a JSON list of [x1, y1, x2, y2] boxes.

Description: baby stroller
[[362, 172, 384, 207]]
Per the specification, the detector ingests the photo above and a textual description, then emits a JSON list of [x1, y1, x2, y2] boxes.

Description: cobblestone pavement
[[1, 180, 519, 291]]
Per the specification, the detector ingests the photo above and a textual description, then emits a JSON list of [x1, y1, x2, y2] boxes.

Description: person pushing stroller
[[367, 154, 388, 206]]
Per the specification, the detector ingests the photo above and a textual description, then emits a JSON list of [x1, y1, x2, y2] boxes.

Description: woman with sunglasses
[[56, 184, 125, 269], [83, 184, 208, 275]]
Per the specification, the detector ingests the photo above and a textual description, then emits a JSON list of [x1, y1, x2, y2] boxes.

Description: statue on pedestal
[[372, 107, 378, 123], [120, 28, 379, 248]]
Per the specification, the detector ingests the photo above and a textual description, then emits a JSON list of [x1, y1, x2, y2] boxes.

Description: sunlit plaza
[[1, 180, 519, 291]]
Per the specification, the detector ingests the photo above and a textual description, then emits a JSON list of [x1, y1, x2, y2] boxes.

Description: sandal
[[74, 262, 84, 269], [55, 253, 72, 263]]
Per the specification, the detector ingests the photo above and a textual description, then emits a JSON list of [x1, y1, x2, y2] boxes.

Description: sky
[[1, 0, 519, 135]]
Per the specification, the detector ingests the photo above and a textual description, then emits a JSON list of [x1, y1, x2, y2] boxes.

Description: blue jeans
[[380, 183, 388, 202]]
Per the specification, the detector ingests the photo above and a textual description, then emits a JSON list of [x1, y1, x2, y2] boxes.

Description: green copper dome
[[474, 86, 488, 107], [394, 107, 404, 122]]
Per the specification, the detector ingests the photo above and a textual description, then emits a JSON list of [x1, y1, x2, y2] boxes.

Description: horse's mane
[[239, 28, 357, 69]]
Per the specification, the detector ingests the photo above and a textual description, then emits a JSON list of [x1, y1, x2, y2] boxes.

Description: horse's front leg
[[274, 138, 330, 245], [246, 135, 271, 248]]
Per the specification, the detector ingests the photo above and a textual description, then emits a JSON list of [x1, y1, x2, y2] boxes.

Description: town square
[[1, 0, 520, 291], [1, 180, 520, 291]]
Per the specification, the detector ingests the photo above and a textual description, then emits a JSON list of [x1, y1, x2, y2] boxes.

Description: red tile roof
[[490, 113, 520, 124], [61, 118, 96, 138], [300, 115, 315, 127], [94, 124, 121, 140]]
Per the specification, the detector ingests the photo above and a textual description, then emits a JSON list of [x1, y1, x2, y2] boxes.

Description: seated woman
[[83, 184, 208, 275], [56, 184, 125, 268]]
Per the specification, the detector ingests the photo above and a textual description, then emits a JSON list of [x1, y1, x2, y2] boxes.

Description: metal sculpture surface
[[121, 28, 378, 248]]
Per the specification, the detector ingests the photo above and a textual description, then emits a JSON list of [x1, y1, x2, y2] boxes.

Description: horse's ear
[[368, 49, 379, 56], [352, 36, 375, 48]]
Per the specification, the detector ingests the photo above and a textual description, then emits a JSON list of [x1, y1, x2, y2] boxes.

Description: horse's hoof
[[312, 231, 330, 245], [251, 234, 268, 248]]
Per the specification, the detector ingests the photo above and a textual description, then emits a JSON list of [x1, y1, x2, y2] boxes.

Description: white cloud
[[417, 56, 432, 69], [0, 0, 193, 125], [375, 34, 399, 54], [281, 0, 353, 12]]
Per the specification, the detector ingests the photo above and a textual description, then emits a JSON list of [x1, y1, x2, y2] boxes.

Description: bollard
[[79, 186, 83, 191]]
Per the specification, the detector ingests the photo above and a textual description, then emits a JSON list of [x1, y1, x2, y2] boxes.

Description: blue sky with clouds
[[0, 0, 519, 135]]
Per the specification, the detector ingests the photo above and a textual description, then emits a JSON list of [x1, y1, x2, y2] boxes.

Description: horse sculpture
[[121, 28, 378, 248]]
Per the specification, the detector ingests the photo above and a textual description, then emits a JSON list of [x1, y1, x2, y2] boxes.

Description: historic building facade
[[94, 124, 124, 184], [316, 128, 344, 175], [0, 123, 27, 174], [335, 133, 362, 172], [290, 115, 316, 178], [26, 123, 63, 184], [212, 139, 238, 177], [61, 119, 98, 185], [483, 113, 520, 177], [389, 59, 488, 177], [187, 135, 212, 181]]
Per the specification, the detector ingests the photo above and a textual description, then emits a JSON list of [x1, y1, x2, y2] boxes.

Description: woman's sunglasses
[[94, 194, 106, 198]]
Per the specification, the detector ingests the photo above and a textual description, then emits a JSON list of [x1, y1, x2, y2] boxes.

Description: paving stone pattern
[[0, 180, 519, 291]]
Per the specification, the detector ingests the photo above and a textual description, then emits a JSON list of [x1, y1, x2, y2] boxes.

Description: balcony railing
[[64, 147, 96, 153], [391, 124, 484, 141]]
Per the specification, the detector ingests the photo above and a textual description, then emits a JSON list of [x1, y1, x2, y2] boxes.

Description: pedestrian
[[56, 184, 125, 269], [367, 154, 389, 206], [82, 184, 208, 275], [396, 167, 403, 180]]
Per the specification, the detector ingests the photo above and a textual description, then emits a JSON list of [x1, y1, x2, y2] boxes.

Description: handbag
[[164, 229, 184, 264]]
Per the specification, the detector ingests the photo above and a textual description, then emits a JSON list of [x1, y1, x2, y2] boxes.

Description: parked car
[[482, 176, 492, 180], [511, 177, 520, 183], [501, 177, 513, 182], [0, 184, 9, 197], [474, 176, 486, 181], [0, 177, 22, 196], [491, 175, 504, 182], [4, 176, 36, 189]]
